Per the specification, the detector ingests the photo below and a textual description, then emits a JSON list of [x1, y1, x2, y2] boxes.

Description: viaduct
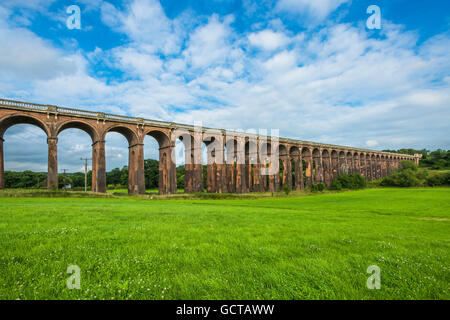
[[0, 99, 420, 195]]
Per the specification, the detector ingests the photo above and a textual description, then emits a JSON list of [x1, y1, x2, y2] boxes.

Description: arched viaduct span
[[0, 99, 420, 194]]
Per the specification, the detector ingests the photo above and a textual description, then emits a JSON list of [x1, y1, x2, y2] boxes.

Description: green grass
[[0, 188, 448, 300]]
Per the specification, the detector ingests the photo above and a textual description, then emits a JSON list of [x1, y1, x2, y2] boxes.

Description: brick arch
[[224, 138, 238, 159], [170, 131, 202, 194], [245, 139, 258, 156], [321, 149, 331, 186], [0, 113, 56, 189], [56, 119, 99, 142], [288, 146, 302, 190], [277, 144, 290, 188], [201, 133, 225, 193], [289, 145, 300, 157], [301, 147, 313, 187], [243, 140, 259, 192], [358, 152, 365, 177], [301, 146, 312, 157], [330, 150, 339, 181], [142, 129, 169, 149], [104, 125, 139, 146], [259, 140, 272, 155], [203, 133, 225, 161], [0, 113, 50, 138], [173, 131, 195, 150], [312, 148, 320, 157], [171, 130, 196, 166], [143, 129, 175, 194], [278, 144, 288, 156]]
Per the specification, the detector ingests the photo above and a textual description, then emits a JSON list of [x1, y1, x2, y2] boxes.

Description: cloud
[[365, 140, 379, 148], [263, 50, 297, 72], [101, 0, 185, 55], [1, 0, 450, 173], [0, 9, 76, 80], [112, 47, 164, 78], [248, 29, 290, 50], [183, 14, 236, 69], [276, 0, 350, 21]]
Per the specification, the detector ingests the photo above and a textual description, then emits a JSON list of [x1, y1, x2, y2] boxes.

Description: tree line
[[3, 159, 209, 190], [382, 149, 450, 170]]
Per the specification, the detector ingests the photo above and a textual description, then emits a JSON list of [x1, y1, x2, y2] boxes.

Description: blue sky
[[0, 0, 449, 172]]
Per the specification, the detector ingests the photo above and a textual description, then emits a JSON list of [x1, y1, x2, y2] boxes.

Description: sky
[[0, 0, 449, 173]]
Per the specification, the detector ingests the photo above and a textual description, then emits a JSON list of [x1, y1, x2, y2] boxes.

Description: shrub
[[310, 184, 319, 192], [380, 161, 430, 187], [317, 182, 325, 191], [399, 160, 418, 171], [366, 178, 382, 188], [426, 171, 450, 186], [329, 174, 366, 190], [329, 179, 342, 190], [380, 168, 425, 187], [282, 184, 291, 195]]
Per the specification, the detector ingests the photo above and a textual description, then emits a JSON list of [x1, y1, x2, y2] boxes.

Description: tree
[[144, 159, 159, 189], [107, 168, 122, 186], [120, 166, 128, 187]]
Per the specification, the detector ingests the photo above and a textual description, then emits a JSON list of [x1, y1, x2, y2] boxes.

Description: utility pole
[[80, 158, 91, 192]]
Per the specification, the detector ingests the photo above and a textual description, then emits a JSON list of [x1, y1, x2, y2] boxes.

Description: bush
[[282, 184, 291, 195], [310, 184, 319, 192], [366, 178, 382, 188], [399, 160, 418, 171], [329, 174, 366, 190], [380, 161, 431, 187], [426, 171, 450, 186], [317, 182, 325, 191], [380, 168, 427, 187], [329, 179, 342, 190]]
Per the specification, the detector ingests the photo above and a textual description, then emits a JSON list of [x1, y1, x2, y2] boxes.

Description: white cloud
[[100, 0, 184, 55], [113, 47, 163, 78], [263, 50, 297, 72], [0, 9, 75, 80], [183, 14, 235, 69], [365, 140, 379, 148], [276, 0, 350, 21], [1, 0, 450, 173], [248, 29, 290, 50]]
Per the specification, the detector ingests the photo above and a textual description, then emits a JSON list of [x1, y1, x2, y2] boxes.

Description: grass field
[[0, 188, 448, 300]]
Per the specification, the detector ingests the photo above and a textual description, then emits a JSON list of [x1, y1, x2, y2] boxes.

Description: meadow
[[0, 188, 448, 300]]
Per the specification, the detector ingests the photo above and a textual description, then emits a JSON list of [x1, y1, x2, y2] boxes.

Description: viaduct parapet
[[0, 99, 420, 194]]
